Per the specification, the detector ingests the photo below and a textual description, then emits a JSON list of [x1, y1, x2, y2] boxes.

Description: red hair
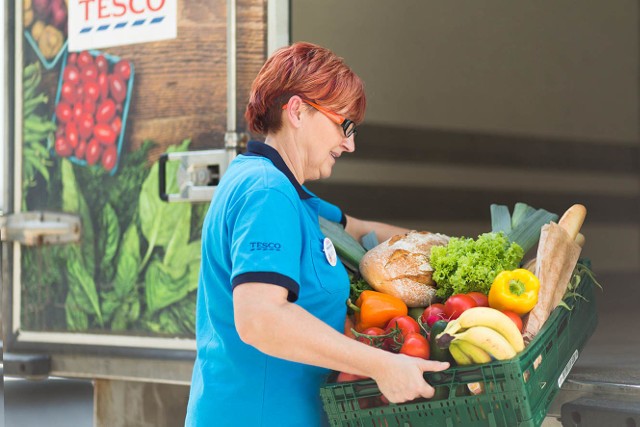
[[245, 42, 366, 135]]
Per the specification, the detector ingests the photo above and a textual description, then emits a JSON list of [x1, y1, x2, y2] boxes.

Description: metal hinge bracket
[[0, 211, 81, 246]]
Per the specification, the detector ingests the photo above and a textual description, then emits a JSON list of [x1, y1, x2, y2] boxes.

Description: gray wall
[[293, 0, 639, 277]]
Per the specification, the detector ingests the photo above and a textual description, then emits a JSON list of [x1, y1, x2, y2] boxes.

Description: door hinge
[[0, 211, 81, 246]]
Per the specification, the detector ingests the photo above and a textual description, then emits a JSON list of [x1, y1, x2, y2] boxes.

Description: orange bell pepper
[[351, 290, 408, 332]]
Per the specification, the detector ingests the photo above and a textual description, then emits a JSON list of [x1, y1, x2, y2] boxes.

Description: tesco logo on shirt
[[250, 242, 282, 251]]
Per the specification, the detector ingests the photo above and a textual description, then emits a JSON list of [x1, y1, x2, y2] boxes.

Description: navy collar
[[245, 141, 313, 199]]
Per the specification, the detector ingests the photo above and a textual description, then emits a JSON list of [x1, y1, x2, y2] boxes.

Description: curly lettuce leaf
[[431, 232, 524, 299]]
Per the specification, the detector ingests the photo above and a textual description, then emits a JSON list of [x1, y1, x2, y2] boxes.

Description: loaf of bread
[[359, 231, 450, 307]]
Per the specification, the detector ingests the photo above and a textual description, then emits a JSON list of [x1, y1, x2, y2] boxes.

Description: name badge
[[323, 237, 337, 267]]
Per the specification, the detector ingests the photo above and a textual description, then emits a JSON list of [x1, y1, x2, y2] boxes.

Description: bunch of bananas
[[436, 307, 525, 365]]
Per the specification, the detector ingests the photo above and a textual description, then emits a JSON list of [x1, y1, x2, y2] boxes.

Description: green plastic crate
[[321, 266, 598, 427]]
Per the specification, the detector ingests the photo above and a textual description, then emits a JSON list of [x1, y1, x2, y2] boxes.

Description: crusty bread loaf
[[359, 231, 450, 307]]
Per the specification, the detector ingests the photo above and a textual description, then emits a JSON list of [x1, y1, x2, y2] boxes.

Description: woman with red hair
[[185, 42, 448, 426]]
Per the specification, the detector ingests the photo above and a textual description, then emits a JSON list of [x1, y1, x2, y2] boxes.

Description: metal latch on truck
[[158, 132, 245, 203], [0, 211, 81, 245]]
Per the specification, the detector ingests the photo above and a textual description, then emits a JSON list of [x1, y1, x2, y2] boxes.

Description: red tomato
[[111, 116, 122, 135], [98, 72, 109, 100], [109, 75, 127, 103], [65, 121, 79, 149], [444, 294, 478, 320], [95, 54, 108, 73], [114, 59, 132, 80], [101, 145, 118, 171], [75, 140, 87, 160], [72, 103, 84, 122], [96, 99, 116, 124], [55, 102, 72, 123], [77, 51, 94, 70], [467, 292, 489, 307], [337, 372, 368, 383], [61, 82, 76, 105], [84, 81, 100, 104], [63, 65, 80, 85], [67, 52, 77, 65], [54, 136, 72, 157], [385, 316, 421, 337], [420, 303, 448, 326], [356, 326, 386, 346], [75, 85, 84, 103], [501, 310, 524, 333], [81, 64, 98, 82], [83, 99, 96, 114], [78, 113, 94, 139], [399, 332, 430, 359], [86, 139, 102, 165], [94, 123, 117, 145]]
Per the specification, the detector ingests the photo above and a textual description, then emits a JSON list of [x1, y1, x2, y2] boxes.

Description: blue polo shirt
[[185, 141, 350, 427]]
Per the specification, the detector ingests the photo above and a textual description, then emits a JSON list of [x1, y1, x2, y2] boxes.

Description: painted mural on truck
[[18, 0, 266, 337]]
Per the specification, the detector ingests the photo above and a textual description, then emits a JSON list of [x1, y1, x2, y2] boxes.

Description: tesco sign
[[68, 0, 177, 51]]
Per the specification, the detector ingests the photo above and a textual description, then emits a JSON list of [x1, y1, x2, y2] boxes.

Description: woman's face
[[300, 105, 355, 181]]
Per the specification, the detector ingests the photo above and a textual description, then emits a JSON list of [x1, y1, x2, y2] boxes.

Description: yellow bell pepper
[[488, 269, 540, 316]]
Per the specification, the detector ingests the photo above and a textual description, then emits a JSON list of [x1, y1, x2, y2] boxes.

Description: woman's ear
[[283, 95, 304, 129]]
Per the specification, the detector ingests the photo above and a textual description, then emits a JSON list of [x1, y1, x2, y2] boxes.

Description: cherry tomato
[[55, 102, 72, 123], [467, 292, 489, 308], [444, 294, 478, 320], [75, 85, 84, 103], [102, 145, 118, 171], [63, 65, 80, 85], [83, 99, 96, 114], [501, 310, 524, 333], [67, 52, 77, 65], [111, 116, 122, 135], [98, 72, 109, 100], [94, 123, 117, 145], [77, 51, 94, 70], [86, 139, 102, 165], [78, 113, 94, 139], [61, 82, 76, 105], [337, 372, 368, 383], [73, 103, 84, 122], [95, 54, 108, 73], [84, 81, 100, 104], [421, 303, 448, 326], [75, 140, 87, 160], [114, 59, 131, 80], [65, 121, 79, 149], [96, 99, 116, 124], [81, 64, 98, 82], [385, 316, 421, 337], [356, 326, 386, 347], [399, 332, 430, 359], [54, 136, 72, 157], [109, 75, 127, 103]]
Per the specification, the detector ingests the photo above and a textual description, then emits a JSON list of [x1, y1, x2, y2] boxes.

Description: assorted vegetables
[[25, 0, 67, 60]]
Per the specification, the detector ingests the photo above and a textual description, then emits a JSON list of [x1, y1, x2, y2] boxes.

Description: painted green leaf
[[145, 257, 196, 315], [66, 248, 103, 325], [99, 203, 120, 280], [114, 223, 140, 297]]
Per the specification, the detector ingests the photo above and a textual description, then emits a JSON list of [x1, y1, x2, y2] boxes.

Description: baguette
[[558, 204, 586, 240]]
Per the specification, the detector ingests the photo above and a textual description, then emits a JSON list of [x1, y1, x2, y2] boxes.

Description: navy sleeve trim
[[340, 212, 347, 228], [232, 272, 300, 302]]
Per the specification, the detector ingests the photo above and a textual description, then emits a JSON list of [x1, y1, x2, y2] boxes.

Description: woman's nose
[[343, 135, 355, 153]]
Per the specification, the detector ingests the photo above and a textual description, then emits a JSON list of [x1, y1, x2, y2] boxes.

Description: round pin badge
[[323, 237, 337, 267]]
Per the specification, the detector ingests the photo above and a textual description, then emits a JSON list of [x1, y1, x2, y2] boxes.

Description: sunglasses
[[282, 99, 357, 138]]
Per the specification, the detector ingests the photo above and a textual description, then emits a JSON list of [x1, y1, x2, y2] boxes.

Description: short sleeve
[[229, 188, 302, 302], [316, 197, 346, 227]]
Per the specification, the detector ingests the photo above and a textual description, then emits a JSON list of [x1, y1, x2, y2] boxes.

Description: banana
[[452, 326, 516, 360], [449, 341, 473, 365], [454, 339, 492, 364], [441, 307, 524, 353]]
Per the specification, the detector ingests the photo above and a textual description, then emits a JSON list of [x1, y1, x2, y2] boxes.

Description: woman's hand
[[371, 353, 449, 403]]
